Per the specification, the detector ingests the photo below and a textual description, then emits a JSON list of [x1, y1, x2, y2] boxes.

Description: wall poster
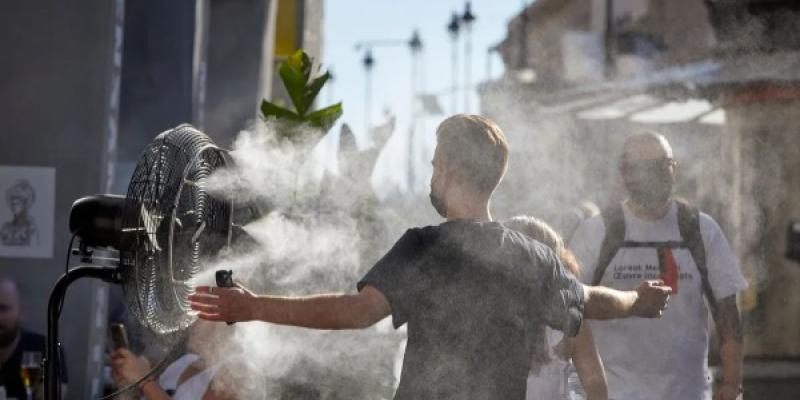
[[0, 166, 55, 258]]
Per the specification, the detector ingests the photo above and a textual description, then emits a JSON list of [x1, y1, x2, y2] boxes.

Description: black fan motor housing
[[69, 194, 126, 249]]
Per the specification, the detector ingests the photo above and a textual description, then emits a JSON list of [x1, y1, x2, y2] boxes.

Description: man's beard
[[625, 176, 673, 209], [429, 192, 447, 218], [0, 325, 20, 347]]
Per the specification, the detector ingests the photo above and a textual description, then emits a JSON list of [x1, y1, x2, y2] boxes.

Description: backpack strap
[[592, 203, 626, 286], [676, 200, 718, 314]]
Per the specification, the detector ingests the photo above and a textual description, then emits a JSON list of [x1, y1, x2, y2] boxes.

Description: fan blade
[[140, 205, 163, 251]]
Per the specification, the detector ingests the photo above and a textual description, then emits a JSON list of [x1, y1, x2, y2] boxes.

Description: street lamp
[[326, 67, 336, 105], [362, 48, 375, 136], [408, 29, 424, 110], [447, 12, 461, 114], [408, 29, 424, 193], [461, 2, 476, 113]]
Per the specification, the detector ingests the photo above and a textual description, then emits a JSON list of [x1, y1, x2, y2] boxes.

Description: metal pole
[[326, 68, 335, 106], [362, 49, 375, 137], [486, 46, 494, 81], [45, 267, 121, 400], [447, 12, 460, 115], [408, 30, 423, 194], [462, 2, 475, 114], [604, 0, 616, 79], [451, 38, 459, 114], [464, 25, 472, 113]]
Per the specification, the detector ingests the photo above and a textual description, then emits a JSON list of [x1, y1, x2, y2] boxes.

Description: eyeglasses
[[620, 158, 676, 173]]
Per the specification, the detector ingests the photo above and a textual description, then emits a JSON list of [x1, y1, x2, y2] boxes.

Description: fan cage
[[119, 125, 233, 335]]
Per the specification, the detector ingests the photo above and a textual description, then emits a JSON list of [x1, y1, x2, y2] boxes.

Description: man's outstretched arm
[[188, 284, 392, 330], [583, 280, 672, 320]]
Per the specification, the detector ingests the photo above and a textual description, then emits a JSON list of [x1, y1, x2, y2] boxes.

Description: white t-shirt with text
[[569, 201, 747, 400]]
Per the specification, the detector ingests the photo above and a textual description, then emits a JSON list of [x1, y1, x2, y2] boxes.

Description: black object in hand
[[215, 269, 235, 325], [109, 323, 129, 349], [215, 269, 234, 288]]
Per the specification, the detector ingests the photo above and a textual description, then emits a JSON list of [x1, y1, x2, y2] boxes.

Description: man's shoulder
[[697, 210, 722, 230], [20, 330, 46, 350], [401, 224, 440, 244]]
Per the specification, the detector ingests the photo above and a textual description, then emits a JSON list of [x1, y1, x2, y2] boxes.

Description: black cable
[[64, 232, 77, 275], [57, 233, 78, 319]]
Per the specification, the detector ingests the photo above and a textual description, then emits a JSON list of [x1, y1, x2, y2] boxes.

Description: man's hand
[[715, 382, 742, 400], [631, 280, 672, 318], [188, 284, 259, 322]]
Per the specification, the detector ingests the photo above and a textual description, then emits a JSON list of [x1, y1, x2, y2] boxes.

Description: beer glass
[[20, 351, 42, 400]]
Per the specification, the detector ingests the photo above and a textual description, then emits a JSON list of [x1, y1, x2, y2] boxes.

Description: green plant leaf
[[262, 49, 341, 139], [280, 50, 313, 115], [260, 100, 302, 122], [306, 102, 343, 132], [304, 72, 330, 110]]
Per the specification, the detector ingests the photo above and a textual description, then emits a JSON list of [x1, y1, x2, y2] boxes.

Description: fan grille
[[120, 125, 232, 334]]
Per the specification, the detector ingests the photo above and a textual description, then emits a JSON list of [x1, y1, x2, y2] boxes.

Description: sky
[[319, 0, 526, 196]]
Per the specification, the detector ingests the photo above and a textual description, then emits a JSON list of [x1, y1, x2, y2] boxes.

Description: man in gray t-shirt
[[190, 115, 671, 400]]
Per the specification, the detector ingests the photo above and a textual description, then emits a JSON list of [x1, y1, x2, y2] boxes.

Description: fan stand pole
[[45, 266, 121, 400]]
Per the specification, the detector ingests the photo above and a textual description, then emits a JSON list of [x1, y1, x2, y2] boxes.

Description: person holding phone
[[110, 320, 249, 400]]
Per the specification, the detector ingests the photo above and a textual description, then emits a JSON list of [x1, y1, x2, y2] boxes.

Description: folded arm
[[189, 284, 392, 330]]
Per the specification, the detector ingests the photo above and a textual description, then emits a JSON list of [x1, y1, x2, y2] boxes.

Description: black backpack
[[591, 200, 718, 314]]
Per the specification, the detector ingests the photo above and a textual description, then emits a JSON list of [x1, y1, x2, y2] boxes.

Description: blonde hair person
[[505, 216, 608, 400]]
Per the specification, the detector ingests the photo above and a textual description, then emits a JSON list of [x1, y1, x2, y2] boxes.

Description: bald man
[[569, 132, 747, 400], [0, 278, 67, 400]]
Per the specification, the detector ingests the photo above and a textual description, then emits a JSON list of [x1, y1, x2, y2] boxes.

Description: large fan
[[45, 125, 234, 400]]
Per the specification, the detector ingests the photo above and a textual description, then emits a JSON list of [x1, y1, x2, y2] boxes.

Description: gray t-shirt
[[358, 220, 584, 400]]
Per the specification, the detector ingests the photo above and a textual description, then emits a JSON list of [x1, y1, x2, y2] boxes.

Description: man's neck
[[626, 198, 672, 221], [446, 199, 491, 221], [0, 330, 21, 364]]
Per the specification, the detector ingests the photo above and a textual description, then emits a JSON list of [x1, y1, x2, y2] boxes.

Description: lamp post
[[362, 49, 375, 136], [409, 29, 423, 113], [461, 2, 476, 114], [486, 45, 498, 82], [355, 38, 412, 136], [326, 67, 336, 106], [447, 12, 460, 114], [408, 29, 424, 193], [604, 0, 616, 79]]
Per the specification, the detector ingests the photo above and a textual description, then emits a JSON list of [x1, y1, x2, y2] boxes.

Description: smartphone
[[109, 323, 130, 349], [215, 269, 235, 325], [215, 269, 234, 288]]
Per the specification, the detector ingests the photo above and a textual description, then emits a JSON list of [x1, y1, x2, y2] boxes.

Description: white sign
[[0, 166, 55, 258]]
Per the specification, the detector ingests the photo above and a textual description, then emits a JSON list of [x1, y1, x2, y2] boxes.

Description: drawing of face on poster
[[2, 179, 39, 246], [0, 167, 55, 258]]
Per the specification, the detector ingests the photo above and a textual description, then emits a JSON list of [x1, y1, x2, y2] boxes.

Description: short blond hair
[[436, 114, 509, 194]]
